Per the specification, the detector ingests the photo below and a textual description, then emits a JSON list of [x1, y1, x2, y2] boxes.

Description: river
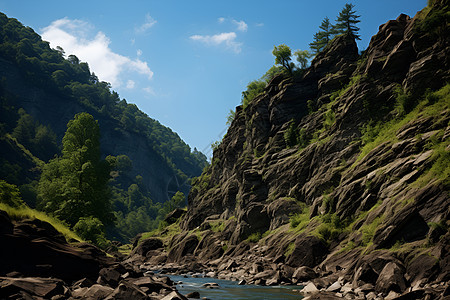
[[168, 274, 305, 300]]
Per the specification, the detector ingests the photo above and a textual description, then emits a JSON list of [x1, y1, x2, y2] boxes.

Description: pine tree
[[333, 3, 361, 40], [309, 17, 334, 54]]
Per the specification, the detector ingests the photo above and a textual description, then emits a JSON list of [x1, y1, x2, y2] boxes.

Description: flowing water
[[168, 274, 305, 300]]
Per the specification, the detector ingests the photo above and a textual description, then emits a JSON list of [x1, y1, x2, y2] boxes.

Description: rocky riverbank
[[0, 210, 190, 300], [126, 233, 450, 300]]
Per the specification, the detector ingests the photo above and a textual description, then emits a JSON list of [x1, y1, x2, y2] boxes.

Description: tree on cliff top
[[310, 17, 334, 54], [273, 44, 294, 74], [333, 3, 361, 40]]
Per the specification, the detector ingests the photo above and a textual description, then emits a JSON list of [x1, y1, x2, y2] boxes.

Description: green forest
[[0, 12, 207, 247]]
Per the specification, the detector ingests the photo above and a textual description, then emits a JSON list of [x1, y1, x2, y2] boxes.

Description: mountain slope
[[152, 1, 449, 297], [0, 12, 207, 241]]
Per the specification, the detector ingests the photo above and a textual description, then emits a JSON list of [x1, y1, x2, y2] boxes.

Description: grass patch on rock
[[0, 202, 82, 243], [356, 83, 450, 165]]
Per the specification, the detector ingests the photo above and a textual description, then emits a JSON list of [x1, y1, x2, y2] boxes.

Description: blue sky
[[1, 0, 426, 157]]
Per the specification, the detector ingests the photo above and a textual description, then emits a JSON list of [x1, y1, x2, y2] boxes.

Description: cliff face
[[170, 2, 449, 295]]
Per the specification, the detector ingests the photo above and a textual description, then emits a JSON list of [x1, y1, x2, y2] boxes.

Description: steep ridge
[[144, 2, 449, 298]]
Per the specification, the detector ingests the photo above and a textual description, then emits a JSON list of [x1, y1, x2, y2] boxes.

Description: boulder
[[286, 235, 328, 268], [265, 271, 282, 286], [243, 203, 270, 233], [301, 282, 319, 294], [185, 291, 200, 298], [375, 261, 407, 295], [353, 262, 379, 286], [164, 208, 186, 224], [202, 282, 220, 288], [105, 281, 148, 300], [132, 238, 164, 256], [167, 234, 199, 263], [194, 233, 224, 262], [406, 254, 439, 286], [0, 277, 66, 298], [126, 276, 171, 294], [292, 266, 318, 282], [98, 264, 126, 287], [0, 227, 113, 281], [373, 207, 429, 249], [161, 290, 188, 300], [326, 281, 342, 292], [72, 284, 114, 299]]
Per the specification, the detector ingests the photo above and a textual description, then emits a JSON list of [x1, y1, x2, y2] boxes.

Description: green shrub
[[74, 216, 109, 249], [284, 119, 309, 148], [210, 220, 225, 232], [290, 206, 311, 232], [360, 215, 384, 246], [242, 80, 266, 109], [395, 85, 415, 114], [284, 241, 295, 257], [246, 232, 262, 243], [0, 180, 25, 207]]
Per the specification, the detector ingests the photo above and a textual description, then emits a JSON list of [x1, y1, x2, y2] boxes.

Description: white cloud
[[137, 49, 143, 57], [143, 86, 156, 96], [190, 32, 242, 53], [217, 17, 225, 24], [232, 20, 248, 32], [126, 80, 135, 89], [41, 18, 153, 88], [135, 13, 157, 34], [256, 23, 264, 27]]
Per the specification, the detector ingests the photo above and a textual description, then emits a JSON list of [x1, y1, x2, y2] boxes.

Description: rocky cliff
[[147, 2, 449, 298]]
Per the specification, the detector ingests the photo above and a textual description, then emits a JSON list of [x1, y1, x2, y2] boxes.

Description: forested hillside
[[0, 12, 207, 242]]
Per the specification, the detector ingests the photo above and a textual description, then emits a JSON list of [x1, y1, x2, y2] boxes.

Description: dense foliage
[[38, 113, 114, 227], [0, 12, 207, 244]]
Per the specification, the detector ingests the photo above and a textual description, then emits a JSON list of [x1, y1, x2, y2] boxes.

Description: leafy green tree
[[273, 44, 294, 74], [38, 112, 114, 227], [310, 17, 334, 54], [261, 65, 285, 83], [242, 80, 266, 109], [294, 50, 312, 70], [33, 124, 58, 161], [0, 180, 24, 207], [12, 109, 36, 147], [333, 3, 361, 39], [12, 109, 58, 161], [164, 191, 185, 213]]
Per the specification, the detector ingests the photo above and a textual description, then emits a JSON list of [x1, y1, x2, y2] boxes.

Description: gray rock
[[301, 282, 319, 294], [0, 277, 66, 298], [375, 262, 407, 295], [105, 281, 148, 300], [161, 291, 188, 300], [326, 281, 342, 292]]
